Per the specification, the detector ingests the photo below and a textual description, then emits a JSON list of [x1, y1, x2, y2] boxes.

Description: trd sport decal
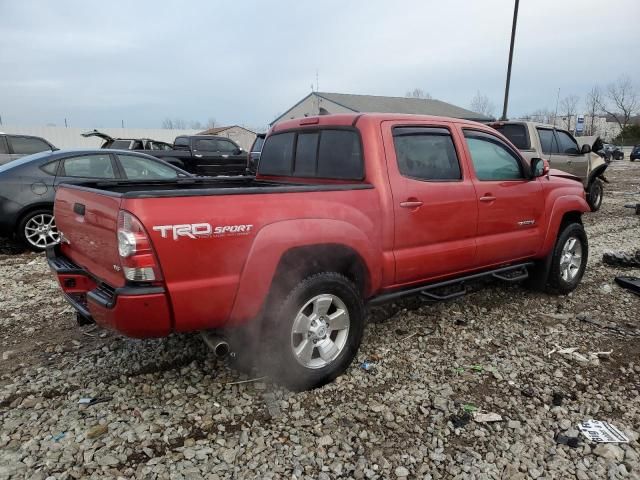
[[153, 223, 254, 240]]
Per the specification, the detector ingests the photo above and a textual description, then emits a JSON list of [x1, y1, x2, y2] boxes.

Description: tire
[[546, 222, 588, 294], [587, 179, 603, 212], [263, 272, 365, 391], [17, 209, 60, 252]]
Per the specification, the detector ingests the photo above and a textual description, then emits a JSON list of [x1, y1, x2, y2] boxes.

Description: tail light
[[117, 210, 163, 283]]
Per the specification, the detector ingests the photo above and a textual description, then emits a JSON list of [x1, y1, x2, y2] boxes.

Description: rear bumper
[[47, 246, 172, 338]]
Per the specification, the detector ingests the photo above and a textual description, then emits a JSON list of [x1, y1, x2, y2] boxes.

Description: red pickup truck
[[49, 113, 590, 390]]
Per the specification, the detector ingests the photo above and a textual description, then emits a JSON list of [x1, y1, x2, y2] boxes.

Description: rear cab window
[[258, 129, 363, 180], [491, 123, 530, 150]]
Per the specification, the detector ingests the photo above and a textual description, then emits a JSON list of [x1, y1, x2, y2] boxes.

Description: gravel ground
[[1, 160, 639, 480]]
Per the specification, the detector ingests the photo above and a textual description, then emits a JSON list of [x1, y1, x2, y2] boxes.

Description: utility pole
[[121, 119, 124, 128], [553, 88, 560, 127], [501, 0, 519, 121], [64, 118, 68, 128]]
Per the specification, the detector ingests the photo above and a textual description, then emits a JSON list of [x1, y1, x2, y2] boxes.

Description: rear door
[[461, 128, 544, 267], [191, 138, 245, 176], [382, 121, 478, 285], [554, 129, 588, 179]]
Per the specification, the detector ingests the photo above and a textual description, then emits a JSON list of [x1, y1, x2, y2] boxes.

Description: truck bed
[[61, 177, 373, 198]]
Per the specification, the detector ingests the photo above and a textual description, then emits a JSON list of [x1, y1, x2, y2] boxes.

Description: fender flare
[[541, 195, 590, 254], [227, 218, 382, 324]]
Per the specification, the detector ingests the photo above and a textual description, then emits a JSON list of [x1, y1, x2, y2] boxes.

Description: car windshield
[[0, 151, 53, 173]]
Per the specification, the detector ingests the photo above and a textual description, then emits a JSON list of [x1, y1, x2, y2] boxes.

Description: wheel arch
[[14, 202, 55, 231], [226, 218, 382, 325], [541, 195, 589, 255]]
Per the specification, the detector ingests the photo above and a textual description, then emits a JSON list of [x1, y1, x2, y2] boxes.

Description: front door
[[461, 129, 545, 267], [383, 121, 478, 286], [553, 129, 588, 179]]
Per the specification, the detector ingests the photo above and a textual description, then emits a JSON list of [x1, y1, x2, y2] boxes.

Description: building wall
[[0, 126, 200, 149], [214, 127, 256, 150], [272, 94, 354, 125]]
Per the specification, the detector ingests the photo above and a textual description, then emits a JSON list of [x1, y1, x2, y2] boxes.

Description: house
[[197, 125, 257, 150], [271, 92, 492, 125]]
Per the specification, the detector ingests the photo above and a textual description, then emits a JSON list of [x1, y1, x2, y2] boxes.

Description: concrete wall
[[271, 94, 354, 125], [213, 127, 256, 150], [0, 126, 200, 149]]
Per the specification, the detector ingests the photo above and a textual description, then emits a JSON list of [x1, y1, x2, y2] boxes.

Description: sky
[[1, 0, 639, 131]]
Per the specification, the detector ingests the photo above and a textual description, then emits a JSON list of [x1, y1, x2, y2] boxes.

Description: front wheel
[[587, 179, 604, 212], [264, 272, 364, 391], [17, 209, 60, 252], [547, 223, 588, 294]]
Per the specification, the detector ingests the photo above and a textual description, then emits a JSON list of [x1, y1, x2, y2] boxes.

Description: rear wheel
[[547, 223, 588, 294], [587, 179, 603, 211], [263, 272, 364, 391], [17, 209, 59, 252]]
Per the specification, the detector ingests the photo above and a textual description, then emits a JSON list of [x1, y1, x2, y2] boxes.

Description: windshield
[[251, 136, 265, 153], [0, 150, 53, 173]]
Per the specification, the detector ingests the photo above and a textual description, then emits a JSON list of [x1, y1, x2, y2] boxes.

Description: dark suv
[[631, 145, 640, 162], [0, 133, 56, 165]]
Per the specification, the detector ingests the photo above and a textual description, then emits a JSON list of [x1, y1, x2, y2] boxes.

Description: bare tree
[[405, 88, 432, 99], [597, 76, 639, 131], [206, 118, 217, 129], [560, 95, 580, 132], [190, 120, 203, 130], [584, 86, 602, 136], [470, 91, 496, 118], [162, 118, 187, 129]]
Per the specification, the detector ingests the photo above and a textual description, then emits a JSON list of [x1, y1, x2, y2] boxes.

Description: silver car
[[0, 133, 56, 165]]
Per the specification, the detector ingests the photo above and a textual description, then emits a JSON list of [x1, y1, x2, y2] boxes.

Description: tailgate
[[54, 186, 125, 287]]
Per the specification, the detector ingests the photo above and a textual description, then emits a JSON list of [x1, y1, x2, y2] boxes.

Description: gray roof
[[315, 92, 492, 121]]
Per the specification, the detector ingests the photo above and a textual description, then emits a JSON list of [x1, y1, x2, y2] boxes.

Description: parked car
[[48, 113, 590, 390], [631, 145, 640, 162], [490, 121, 608, 211], [246, 133, 266, 174], [0, 149, 190, 251], [144, 135, 248, 176], [602, 143, 624, 161], [82, 130, 173, 151], [0, 133, 56, 165]]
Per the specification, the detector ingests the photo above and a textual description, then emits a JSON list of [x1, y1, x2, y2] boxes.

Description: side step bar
[[368, 262, 533, 306]]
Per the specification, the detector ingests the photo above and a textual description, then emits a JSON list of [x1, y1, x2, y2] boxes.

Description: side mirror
[[235, 148, 244, 155], [580, 144, 591, 154], [531, 157, 550, 178]]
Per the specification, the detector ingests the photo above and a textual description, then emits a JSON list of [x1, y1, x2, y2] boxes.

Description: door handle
[[479, 195, 496, 202], [400, 201, 423, 208], [194, 154, 203, 158]]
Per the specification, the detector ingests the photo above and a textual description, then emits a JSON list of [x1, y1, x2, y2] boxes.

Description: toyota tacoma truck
[[49, 113, 590, 390], [490, 121, 608, 211]]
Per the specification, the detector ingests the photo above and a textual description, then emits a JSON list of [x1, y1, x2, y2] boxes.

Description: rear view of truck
[[49, 185, 172, 337]]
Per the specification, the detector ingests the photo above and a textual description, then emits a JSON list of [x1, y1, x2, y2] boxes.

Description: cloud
[[0, 0, 638, 129]]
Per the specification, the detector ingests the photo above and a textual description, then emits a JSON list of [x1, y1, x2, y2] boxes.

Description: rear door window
[[62, 154, 117, 179], [537, 128, 559, 154], [392, 127, 461, 181], [40, 160, 60, 175], [118, 154, 178, 179], [492, 123, 530, 150], [9, 136, 51, 155]]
